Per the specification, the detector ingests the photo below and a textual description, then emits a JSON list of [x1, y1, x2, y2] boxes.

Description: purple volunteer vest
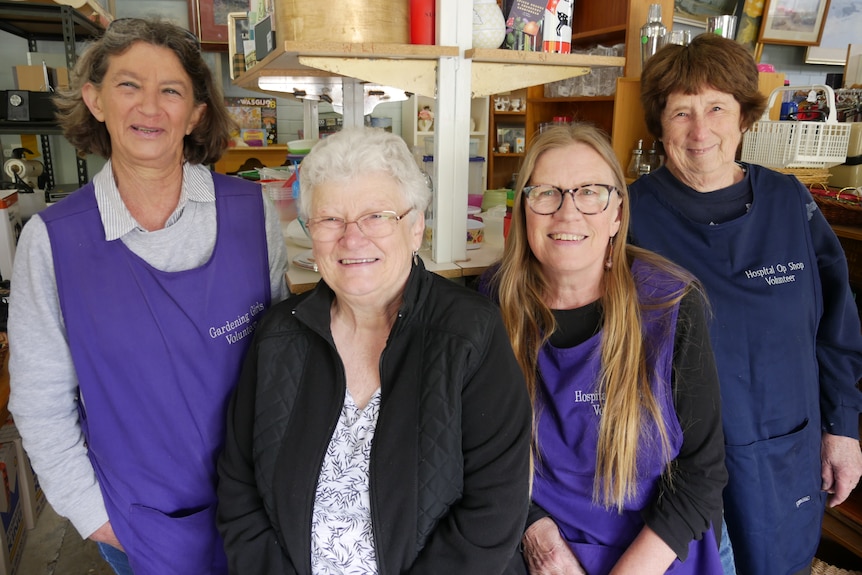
[[532, 260, 721, 575], [41, 173, 271, 575]]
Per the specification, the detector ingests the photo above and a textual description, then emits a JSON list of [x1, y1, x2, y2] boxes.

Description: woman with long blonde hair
[[482, 124, 726, 574]]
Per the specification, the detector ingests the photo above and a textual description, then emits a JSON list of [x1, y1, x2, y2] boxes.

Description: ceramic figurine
[[418, 105, 434, 132]]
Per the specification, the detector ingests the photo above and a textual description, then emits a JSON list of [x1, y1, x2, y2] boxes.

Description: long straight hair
[[493, 124, 694, 510]]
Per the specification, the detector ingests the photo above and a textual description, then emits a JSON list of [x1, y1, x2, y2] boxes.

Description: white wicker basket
[[741, 84, 852, 169]]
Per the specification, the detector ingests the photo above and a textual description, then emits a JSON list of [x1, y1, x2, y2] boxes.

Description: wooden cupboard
[[488, 88, 528, 190], [486, 0, 674, 189]]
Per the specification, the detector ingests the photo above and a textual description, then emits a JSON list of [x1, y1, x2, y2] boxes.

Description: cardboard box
[[55, 68, 69, 90], [0, 442, 25, 575], [844, 123, 862, 157], [12, 66, 50, 92], [12, 66, 69, 92], [829, 162, 862, 189], [828, 123, 862, 188], [0, 419, 44, 531], [0, 192, 21, 284]]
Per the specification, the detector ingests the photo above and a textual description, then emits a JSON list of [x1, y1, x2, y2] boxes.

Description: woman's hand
[[822, 432, 862, 507], [609, 525, 676, 575], [89, 520, 124, 551], [523, 517, 585, 575]]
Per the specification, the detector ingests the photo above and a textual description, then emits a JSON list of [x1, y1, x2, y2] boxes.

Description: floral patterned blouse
[[311, 388, 382, 574]]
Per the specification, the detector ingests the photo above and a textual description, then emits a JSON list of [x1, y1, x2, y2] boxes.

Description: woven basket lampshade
[[276, 0, 409, 44]]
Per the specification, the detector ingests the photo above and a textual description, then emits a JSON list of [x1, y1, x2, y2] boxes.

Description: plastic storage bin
[[469, 157, 485, 197], [423, 156, 486, 198], [741, 85, 851, 169], [261, 180, 298, 226]]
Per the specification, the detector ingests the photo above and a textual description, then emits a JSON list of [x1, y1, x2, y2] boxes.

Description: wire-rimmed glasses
[[305, 209, 412, 242], [522, 184, 619, 215]]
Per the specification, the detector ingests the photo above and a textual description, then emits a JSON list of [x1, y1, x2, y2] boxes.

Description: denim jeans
[[719, 515, 737, 575], [97, 542, 134, 575]]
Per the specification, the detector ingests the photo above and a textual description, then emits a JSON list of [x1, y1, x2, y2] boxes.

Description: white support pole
[[432, 0, 471, 264], [341, 77, 366, 128], [303, 100, 319, 140]]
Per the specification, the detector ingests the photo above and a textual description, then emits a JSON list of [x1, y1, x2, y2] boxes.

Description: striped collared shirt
[[94, 160, 215, 240]]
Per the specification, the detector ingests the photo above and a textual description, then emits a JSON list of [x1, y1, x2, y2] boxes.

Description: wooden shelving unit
[[485, 0, 673, 185], [23, 0, 111, 25], [231, 22, 624, 266], [234, 41, 459, 100], [235, 41, 623, 101], [487, 89, 527, 190], [401, 94, 490, 170]]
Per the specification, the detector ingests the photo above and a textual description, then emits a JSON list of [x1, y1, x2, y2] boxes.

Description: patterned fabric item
[[811, 558, 862, 575], [311, 389, 382, 574]]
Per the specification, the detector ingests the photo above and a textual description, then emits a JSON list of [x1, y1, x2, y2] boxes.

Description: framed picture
[[228, 12, 249, 79], [734, 0, 765, 51], [673, 0, 740, 28], [805, 0, 858, 65], [189, 0, 251, 50], [758, 0, 830, 46]]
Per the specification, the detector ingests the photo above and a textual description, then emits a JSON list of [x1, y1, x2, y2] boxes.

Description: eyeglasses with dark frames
[[522, 184, 619, 215], [305, 209, 413, 242]]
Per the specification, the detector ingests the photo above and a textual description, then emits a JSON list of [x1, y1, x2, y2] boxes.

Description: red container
[[410, 0, 435, 45]]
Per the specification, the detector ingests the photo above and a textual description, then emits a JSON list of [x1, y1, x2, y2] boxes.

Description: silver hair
[[297, 127, 431, 221]]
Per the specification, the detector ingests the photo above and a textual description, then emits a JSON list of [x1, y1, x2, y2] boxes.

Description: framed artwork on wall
[[188, 0, 251, 50], [735, 0, 765, 51], [757, 0, 831, 46], [805, 0, 858, 65], [227, 12, 249, 79], [673, 0, 740, 27]]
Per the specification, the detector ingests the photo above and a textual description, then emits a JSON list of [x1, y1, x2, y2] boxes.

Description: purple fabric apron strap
[[42, 176, 271, 575], [532, 259, 722, 574]]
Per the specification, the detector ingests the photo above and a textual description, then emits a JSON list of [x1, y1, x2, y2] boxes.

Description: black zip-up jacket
[[217, 261, 532, 574]]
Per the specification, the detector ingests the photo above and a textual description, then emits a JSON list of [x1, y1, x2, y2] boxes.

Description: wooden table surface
[[285, 239, 503, 295]]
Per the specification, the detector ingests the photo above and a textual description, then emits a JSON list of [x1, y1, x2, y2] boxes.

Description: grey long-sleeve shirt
[[8, 161, 288, 539]]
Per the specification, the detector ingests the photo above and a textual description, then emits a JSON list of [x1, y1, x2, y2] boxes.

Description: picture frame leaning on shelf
[[673, 0, 739, 28], [228, 12, 249, 79]]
